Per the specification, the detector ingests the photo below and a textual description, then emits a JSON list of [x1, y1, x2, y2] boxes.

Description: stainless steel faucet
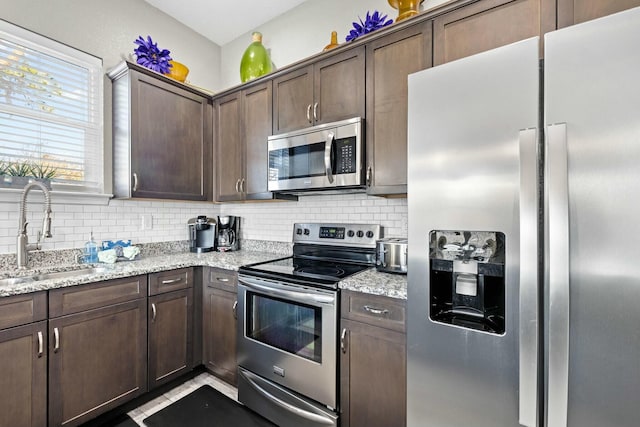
[[17, 181, 53, 269]]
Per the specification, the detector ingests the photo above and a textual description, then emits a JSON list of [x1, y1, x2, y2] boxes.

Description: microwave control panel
[[335, 137, 357, 174]]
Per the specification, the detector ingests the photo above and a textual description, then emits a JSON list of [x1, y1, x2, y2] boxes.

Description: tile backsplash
[[0, 193, 407, 254]]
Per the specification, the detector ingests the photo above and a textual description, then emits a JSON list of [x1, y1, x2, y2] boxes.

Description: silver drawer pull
[[37, 331, 43, 357], [216, 277, 230, 282], [161, 277, 183, 285], [363, 305, 390, 316], [53, 327, 60, 352]]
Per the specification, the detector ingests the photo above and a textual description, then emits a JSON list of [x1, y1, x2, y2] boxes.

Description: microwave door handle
[[324, 132, 334, 183]]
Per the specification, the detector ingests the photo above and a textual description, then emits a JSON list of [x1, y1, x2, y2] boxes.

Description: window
[[0, 20, 103, 194]]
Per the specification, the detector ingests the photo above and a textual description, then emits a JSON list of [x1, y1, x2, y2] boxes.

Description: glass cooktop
[[239, 256, 371, 288]]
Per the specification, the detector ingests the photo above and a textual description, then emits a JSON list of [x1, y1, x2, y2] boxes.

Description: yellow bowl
[[165, 60, 189, 82]]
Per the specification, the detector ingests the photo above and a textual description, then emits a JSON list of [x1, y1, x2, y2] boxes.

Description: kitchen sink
[[0, 266, 111, 287]]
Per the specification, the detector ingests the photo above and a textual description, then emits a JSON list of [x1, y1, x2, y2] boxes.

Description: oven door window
[[246, 292, 322, 363]]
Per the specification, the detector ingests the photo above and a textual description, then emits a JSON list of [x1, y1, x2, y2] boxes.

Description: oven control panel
[[293, 223, 381, 247]]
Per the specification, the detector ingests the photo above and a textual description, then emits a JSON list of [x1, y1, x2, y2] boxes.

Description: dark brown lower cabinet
[[0, 321, 47, 427], [48, 299, 147, 427], [148, 287, 194, 389], [202, 267, 238, 385], [340, 291, 406, 427]]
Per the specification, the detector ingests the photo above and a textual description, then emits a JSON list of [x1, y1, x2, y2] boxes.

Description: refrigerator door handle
[[518, 127, 539, 427], [546, 123, 570, 427]]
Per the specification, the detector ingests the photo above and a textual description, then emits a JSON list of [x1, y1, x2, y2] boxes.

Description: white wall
[[219, 0, 452, 89]]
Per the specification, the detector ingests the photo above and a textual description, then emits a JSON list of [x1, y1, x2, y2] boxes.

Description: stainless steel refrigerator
[[407, 7, 640, 427]]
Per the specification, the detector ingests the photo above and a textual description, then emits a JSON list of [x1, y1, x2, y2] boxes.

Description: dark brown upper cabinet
[[109, 61, 213, 201], [557, 0, 640, 27], [365, 21, 432, 196], [272, 46, 365, 134], [433, 0, 556, 65]]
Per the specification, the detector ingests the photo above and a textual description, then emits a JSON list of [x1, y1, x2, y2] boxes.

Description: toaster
[[376, 238, 408, 274]]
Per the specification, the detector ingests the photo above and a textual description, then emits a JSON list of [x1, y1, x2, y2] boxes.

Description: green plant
[[0, 160, 57, 179]]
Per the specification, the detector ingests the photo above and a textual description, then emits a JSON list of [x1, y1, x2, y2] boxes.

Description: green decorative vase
[[240, 32, 272, 83]]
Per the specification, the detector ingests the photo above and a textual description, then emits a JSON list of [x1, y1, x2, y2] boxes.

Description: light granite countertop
[[0, 250, 407, 299]]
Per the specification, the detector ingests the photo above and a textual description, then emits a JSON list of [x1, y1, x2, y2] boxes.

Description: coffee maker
[[216, 216, 240, 251], [188, 216, 216, 253]]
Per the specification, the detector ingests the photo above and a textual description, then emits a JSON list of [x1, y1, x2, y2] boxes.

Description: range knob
[[366, 230, 374, 238], [304, 228, 310, 236], [296, 228, 303, 235], [347, 230, 355, 238], [356, 230, 364, 238]]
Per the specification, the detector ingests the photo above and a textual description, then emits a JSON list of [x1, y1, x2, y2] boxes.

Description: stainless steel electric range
[[236, 223, 381, 427]]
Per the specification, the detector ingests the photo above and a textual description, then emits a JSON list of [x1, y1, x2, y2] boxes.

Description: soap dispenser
[[84, 231, 98, 263]]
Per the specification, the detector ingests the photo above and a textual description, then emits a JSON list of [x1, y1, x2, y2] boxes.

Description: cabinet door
[[366, 22, 432, 195], [215, 91, 244, 201], [272, 65, 313, 134], [433, 0, 555, 65], [557, 0, 640, 27], [242, 81, 273, 199], [148, 288, 193, 389], [203, 271, 237, 385], [49, 299, 147, 427], [0, 321, 47, 427], [130, 70, 211, 200], [314, 46, 365, 125], [340, 318, 406, 427]]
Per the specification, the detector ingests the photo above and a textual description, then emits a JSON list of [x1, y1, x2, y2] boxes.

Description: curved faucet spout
[[17, 181, 53, 269]]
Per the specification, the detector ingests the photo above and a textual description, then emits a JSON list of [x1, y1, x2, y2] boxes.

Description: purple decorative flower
[[133, 35, 172, 74], [345, 11, 393, 42]]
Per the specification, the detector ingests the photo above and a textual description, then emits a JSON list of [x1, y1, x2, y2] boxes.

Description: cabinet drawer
[[49, 275, 147, 318], [341, 290, 406, 332], [149, 268, 193, 295], [0, 292, 47, 329], [206, 268, 237, 292]]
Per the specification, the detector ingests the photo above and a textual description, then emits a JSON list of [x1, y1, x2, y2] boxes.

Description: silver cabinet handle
[[37, 331, 43, 357], [240, 178, 245, 193], [340, 328, 348, 354], [232, 300, 238, 320], [161, 277, 183, 285], [151, 303, 157, 322], [132, 172, 139, 192], [546, 123, 570, 427], [235, 178, 240, 193], [306, 104, 312, 123], [313, 102, 318, 121], [363, 305, 389, 316], [518, 128, 539, 427], [324, 132, 334, 183], [216, 277, 230, 282], [53, 327, 59, 352], [366, 166, 372, 186]]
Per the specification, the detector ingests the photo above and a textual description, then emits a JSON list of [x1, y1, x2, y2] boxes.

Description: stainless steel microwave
[[267, 117, 364, 193]]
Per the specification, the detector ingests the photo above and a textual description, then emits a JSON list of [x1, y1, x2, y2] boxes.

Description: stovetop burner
[[239, 223, 382, 288], [239, 256, 370, 288]]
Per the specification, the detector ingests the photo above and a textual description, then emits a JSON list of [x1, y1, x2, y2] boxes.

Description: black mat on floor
[[142, 385, 276, 427]]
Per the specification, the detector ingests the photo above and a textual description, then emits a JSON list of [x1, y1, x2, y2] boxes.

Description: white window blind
[[0, 20, 103, 193]]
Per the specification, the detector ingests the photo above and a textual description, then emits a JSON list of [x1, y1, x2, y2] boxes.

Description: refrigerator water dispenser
[[429, 230, 505, 334]]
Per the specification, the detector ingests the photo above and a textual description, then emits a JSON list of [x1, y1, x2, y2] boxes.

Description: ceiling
[[145, 0, 310, 46]]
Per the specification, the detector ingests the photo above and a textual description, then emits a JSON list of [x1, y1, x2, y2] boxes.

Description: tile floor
[[126, 373, 238, 426]]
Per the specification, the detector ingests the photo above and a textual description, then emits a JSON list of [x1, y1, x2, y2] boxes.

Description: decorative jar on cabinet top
[[240, 32, 273, 83]]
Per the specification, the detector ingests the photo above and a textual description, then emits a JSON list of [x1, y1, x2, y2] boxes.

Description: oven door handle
[[239, 276, 336, 305], [241, 368, 336, 425], [324, 132, 334, 184]]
